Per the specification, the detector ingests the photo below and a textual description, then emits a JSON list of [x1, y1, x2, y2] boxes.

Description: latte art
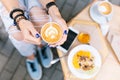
[[45, 26, 58, 39], [41, 22, 63, 44], [99, 6, 107, 13], [98, 2, 112, 15]]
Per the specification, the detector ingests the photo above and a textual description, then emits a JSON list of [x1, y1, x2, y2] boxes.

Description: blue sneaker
[[37, 46, 53, 68], [26, 58, 42, 80]]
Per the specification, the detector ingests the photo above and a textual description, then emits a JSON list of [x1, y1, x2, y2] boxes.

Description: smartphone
[[57, 27, 79, 53]]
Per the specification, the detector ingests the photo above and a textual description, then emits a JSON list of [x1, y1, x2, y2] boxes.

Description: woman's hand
[[50, 16, 68, 47], [45, 5, 68, 47], [18, 19, 41, 45]]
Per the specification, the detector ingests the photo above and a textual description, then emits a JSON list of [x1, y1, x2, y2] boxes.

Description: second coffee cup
[[95, 1, 113, 17]]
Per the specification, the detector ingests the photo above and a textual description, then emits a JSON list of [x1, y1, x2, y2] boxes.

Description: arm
[[1, 0, 41, 45], [39, 0, 61, 20], [1, 0, 22, 18], [1, 0, 19, 12], [39, 0, 68, 47]]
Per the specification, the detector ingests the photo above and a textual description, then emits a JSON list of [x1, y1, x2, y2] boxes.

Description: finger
[[55, 35, 67, 45], [24, 39, 41, 45], [28, 25, 40, 38], [56, 41, 64, 46], [49, 44, 57, 47], [48, 43, 58, 47], [24, 37, 41, 45], [25, 34, 41, 44], [23, 30, 41, 44]]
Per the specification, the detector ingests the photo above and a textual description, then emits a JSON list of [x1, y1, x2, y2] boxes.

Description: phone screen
[[60, 29, 78, 50]]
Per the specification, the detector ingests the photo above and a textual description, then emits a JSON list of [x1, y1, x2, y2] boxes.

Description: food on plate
[[72, 50, 94, 71]]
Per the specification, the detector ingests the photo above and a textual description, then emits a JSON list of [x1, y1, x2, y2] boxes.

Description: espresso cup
[[41, 22, 63, 44]]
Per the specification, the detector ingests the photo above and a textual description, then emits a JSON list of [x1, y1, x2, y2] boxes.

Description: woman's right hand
[[18, 19, 41, 45]]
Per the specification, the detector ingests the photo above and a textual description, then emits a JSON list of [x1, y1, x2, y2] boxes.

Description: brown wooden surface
[[57, 1, 120, 80]]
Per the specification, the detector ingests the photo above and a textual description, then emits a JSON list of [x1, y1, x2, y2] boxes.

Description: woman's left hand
[[50, 16, 68, 47]]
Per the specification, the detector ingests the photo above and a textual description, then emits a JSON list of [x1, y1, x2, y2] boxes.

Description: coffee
[[41, 22, 63, 44], [98, 2, 112, 15]]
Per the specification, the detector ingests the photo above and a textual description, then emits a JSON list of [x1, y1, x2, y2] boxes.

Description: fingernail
[[64, 30, 68, 35], [35, 33, 40, 38]]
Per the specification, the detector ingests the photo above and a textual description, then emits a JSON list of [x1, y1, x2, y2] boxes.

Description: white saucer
[[68, 45, 102, 79], [90, 1, 113, 24]]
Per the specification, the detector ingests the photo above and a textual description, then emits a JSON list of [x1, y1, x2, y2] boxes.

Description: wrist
[[16, 16, 26, 26], [18, 18, 27, 24], [48, 6, 61, 18], [13, 13, 27, 28], [13, 11, 23, 19], [9, 8, 28, 29], [42, 0, 54, 8], [18, 19, 28, 29], [46, 1, 56, 13]]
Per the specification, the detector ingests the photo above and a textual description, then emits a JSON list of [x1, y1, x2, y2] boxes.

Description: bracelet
[[14, 14, 24, 24], [10, 8, 24, 19], [14, 14, 26, 25], [16, 16, 26, 23], [14, 16, 26, 30], [46, 2, 56, 14], [13, 14, 27, 29]]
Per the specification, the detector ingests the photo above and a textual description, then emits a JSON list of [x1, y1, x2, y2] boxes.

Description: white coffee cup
[[95, 1, 113, 18], [41, 22, 63, 44], [93, 1, 113, 36]]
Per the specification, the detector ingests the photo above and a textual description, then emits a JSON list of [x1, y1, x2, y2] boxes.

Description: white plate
[[68, 45, 102, 79], [89, 1, 113, 24]]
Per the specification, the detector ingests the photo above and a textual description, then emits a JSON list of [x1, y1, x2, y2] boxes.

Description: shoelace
[[28, 62, 37, 72]]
